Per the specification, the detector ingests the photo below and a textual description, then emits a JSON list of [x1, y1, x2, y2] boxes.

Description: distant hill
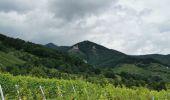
[[45, 43, 58, 49], [45, 43, 70, 52], [45, 40, 170, 83], [47, 41, 168, 68], [135, 54, 170, 66], [1, 33, 170, 90], [67, 40, 126, 67]]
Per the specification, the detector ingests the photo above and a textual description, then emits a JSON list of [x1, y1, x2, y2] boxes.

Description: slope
[[0, 33, 98, 77], [56, 40, 167, 68], [136, 54, 170, 66], [67, 40, 126, 67], [1, 33, 169, 90], [0, 51, 24, 67]]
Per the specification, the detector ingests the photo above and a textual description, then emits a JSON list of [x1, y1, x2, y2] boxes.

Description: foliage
[[0, 73, 170, 100], [0, 33, 170, 91]]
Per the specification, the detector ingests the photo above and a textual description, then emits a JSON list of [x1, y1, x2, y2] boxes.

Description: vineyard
[[0, 73, 169, 100]]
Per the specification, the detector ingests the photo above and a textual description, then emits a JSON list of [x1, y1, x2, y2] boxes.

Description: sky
[[0, 0, 170, 55]]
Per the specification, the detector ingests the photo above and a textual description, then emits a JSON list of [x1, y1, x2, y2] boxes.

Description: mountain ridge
[[45, 41, 170, 67], [1, 33, 170, 90]]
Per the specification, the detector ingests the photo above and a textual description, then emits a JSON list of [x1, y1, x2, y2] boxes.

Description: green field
[[0, 51, 24, 67], [0, 73, 170, 100], [113, 64, 148, 74]]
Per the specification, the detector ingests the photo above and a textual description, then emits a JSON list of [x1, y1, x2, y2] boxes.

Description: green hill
[[0, 33, 170, 90], [135, 54, 170, 66], [0, 33, 98, 77], [49, 41, 167, 68], [45, 43, 70, 52], [45, 40, 170, 90], [0, 51, 24, 67], [69, 41, 126, 67]]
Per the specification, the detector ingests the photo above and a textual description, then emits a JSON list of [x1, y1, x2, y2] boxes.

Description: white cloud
[[0, 0, 170, 55]]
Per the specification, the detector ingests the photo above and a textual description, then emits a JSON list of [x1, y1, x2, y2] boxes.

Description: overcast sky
[[0, 0, 170, 55]]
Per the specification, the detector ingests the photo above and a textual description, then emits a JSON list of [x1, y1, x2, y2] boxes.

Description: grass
[[0, 51, 24, 66], [113, 64, 149, 75]]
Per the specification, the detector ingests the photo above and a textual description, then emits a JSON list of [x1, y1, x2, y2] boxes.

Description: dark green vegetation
[[0, 33, 170, 91], [135, 54, 170, 66], [46, 43, 70, 52]]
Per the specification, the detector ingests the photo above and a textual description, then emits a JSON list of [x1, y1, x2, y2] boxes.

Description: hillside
[[47, 41, 168, 68], [135, 54, 170, 66], [0, 33, 98, 77], [45, 43, 70, 52], [68, 41, 127, 67], [0, 51, 25, 67], [0, 33, 170, 90], [45, 40, 170, 89], [45, 43, 59, 49]]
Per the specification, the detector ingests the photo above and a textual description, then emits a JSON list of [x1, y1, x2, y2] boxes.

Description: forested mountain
[[45, 43, 70, 52], [45, 43, 59, 49], [0, 33, 170, 90], [46, 41, 169, 68], [68, 41, 126, 67]]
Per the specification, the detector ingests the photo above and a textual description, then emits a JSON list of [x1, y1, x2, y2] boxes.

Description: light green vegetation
[[0, 73, 170, 100], [0, 51, 24, 67], [114, 64, 148, 74]]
